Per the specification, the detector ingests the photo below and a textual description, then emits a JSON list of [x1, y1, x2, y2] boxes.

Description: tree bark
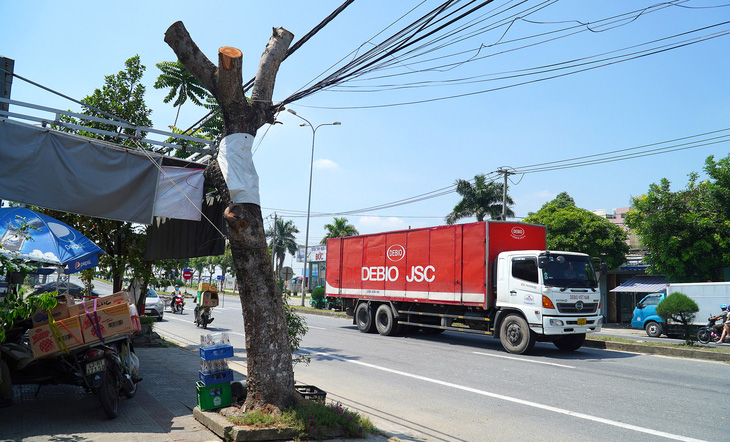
[[165, 21, 295, 411]]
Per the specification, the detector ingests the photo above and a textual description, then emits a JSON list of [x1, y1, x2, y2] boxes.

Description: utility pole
[[497, 167, 516, 220], [271, 212, 277, 281]]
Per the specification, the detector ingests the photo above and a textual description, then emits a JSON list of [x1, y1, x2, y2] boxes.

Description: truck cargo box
[[326, 221, 546, 309]]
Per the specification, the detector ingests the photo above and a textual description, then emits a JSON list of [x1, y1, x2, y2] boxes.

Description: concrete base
[[193, 406, 345, 441]]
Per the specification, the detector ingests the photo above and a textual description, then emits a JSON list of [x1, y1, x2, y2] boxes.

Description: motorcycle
[[194, 305, 214, 329], [697, 318, 725, 344], [0, 318, 140, 419], [171, 295, 185, 314]]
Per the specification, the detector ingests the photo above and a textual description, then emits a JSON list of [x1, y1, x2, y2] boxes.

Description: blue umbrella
[[0, 207, 103, 274]]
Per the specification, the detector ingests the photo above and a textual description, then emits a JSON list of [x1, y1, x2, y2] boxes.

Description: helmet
[[722, 304, 727, 310]]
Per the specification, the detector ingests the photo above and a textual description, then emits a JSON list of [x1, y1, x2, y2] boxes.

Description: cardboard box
[[68, 291, 130, 318], [198, 282, 209, 291], [82, 303, 135, 343], [31, 294, 72, 327], [200, 290, 219, 308], [29, 315, 84, 358]]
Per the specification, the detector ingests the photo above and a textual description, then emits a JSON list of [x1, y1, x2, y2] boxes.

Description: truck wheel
[[499, 314, 535, 354], [375, 304, 400, 336], [553, 333, 585, 351], [644, 321, 662, 338], [355, 303, 375, 333]]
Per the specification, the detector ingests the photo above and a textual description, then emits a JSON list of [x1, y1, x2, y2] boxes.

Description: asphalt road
[[126, 289, 727, 442]]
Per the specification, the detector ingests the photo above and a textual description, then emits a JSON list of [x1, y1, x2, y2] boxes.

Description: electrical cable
[[270, 127, 730, 218]]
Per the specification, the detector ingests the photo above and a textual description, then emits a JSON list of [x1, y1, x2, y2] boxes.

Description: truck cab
[[631, 292, 665, 337], [495, 251, 602, 351]]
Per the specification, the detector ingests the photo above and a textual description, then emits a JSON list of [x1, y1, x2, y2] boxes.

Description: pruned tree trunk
[[164, 21, 295, 411]]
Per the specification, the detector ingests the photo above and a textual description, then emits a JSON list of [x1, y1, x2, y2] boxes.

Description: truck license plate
[[85, 359, 105, 375], [577, 318, 587, 325]]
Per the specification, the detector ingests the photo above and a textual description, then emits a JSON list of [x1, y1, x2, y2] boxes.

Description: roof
[[610, 275, 667, 293]]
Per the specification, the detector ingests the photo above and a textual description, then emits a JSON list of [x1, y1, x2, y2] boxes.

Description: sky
[[2, 0, 729, 273]]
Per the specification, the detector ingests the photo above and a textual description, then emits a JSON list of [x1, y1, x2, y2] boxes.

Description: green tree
[[655, 292, 699, 342], [625, 157, 730, 281], [446, 174, 514, 224], [266, 219, 299, 277], [154, 60, 212, 128], [320, 217, 358, 244], [524, 205, 629, 269], [49, 56, 155, 293], [188, 256, 207, 282]]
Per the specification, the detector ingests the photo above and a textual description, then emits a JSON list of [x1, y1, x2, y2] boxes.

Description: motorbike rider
[[709, 304, 728, 337], [717, 304, 730, 344], [170, 285, 183, 311], [193, 289, 201, 322]]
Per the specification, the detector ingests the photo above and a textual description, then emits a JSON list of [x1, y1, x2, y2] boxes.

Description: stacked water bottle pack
[[196, 332, 233, 411]]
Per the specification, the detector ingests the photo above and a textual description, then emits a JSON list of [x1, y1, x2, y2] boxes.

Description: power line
[[266, 126, 730, 218]]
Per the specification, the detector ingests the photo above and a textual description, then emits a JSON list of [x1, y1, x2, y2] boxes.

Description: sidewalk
[[0, 344, 221, 442]]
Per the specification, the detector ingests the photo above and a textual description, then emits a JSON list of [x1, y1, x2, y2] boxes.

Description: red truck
[[325, 221, 602, 354]]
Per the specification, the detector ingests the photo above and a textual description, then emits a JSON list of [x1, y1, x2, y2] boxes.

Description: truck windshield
[[541, 254, 597, 289]]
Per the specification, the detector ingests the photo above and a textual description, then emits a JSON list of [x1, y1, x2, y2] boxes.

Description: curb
[[583, 338, 730, 362]]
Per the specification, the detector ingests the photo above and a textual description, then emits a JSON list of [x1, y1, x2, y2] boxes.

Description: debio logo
[[510, 226, 526, 239], [387, 244, 405, 262]]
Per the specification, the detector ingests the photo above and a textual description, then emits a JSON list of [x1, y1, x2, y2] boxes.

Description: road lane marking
[[309, 326, 326, 330], [300, 348, 704, 442], [473, 351, 575, 368]]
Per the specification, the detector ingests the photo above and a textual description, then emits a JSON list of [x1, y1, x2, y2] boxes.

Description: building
[[592, 207, 666, 323]]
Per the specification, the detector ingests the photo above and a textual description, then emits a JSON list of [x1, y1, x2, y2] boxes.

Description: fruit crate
[[196, 381, 232, 411], [295, 384, 326, 402]]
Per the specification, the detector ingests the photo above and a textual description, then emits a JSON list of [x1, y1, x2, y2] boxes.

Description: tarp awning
[[610, 276, 667, 293], [0, 119, 205, 224]]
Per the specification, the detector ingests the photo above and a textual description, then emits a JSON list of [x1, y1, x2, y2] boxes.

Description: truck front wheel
[[644, 321, 662, 338], [355, 303, 376, 333], [499, 314, 535, 354], [375, 304, 400, 336], [553, 333, 585, 351]]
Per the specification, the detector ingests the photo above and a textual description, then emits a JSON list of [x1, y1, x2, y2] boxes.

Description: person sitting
[[170, 286, 183, 310], [709, 304, 728, 337], [718, 307, 730, 344]]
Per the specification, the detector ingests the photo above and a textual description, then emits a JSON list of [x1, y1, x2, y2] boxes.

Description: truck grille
[[556, 302, 598, 314]]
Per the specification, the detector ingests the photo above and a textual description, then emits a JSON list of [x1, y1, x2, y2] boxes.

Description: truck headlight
[[549, 319, 564, 327]]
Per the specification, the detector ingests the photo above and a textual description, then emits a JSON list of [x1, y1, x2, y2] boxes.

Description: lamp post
[[287, 108, 341, 306]]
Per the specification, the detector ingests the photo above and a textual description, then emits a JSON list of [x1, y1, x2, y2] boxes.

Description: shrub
[[310, 286, 326, 309], [656, 292, 699, 342]]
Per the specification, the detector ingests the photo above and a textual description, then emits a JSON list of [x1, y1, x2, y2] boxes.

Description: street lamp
[[287, 108, 341, 306]]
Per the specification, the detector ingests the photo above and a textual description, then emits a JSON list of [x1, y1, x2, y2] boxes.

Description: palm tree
[[321, 217, 359, 244], [445, 174, 515, 224], [154, 60, 212, 127], [265, 219, 299, 278]]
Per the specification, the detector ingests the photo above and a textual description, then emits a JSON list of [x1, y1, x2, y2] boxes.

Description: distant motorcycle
[[195, 305, 214, 329], [697, 318, 723, 344], [171, 296, 185, 314]]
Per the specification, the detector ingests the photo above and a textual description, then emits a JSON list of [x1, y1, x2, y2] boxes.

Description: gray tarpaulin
[[0, 120, 160, 224]]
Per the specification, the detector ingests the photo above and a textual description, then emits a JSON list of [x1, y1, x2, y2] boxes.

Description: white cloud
[[313, 159, 339, 171]]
